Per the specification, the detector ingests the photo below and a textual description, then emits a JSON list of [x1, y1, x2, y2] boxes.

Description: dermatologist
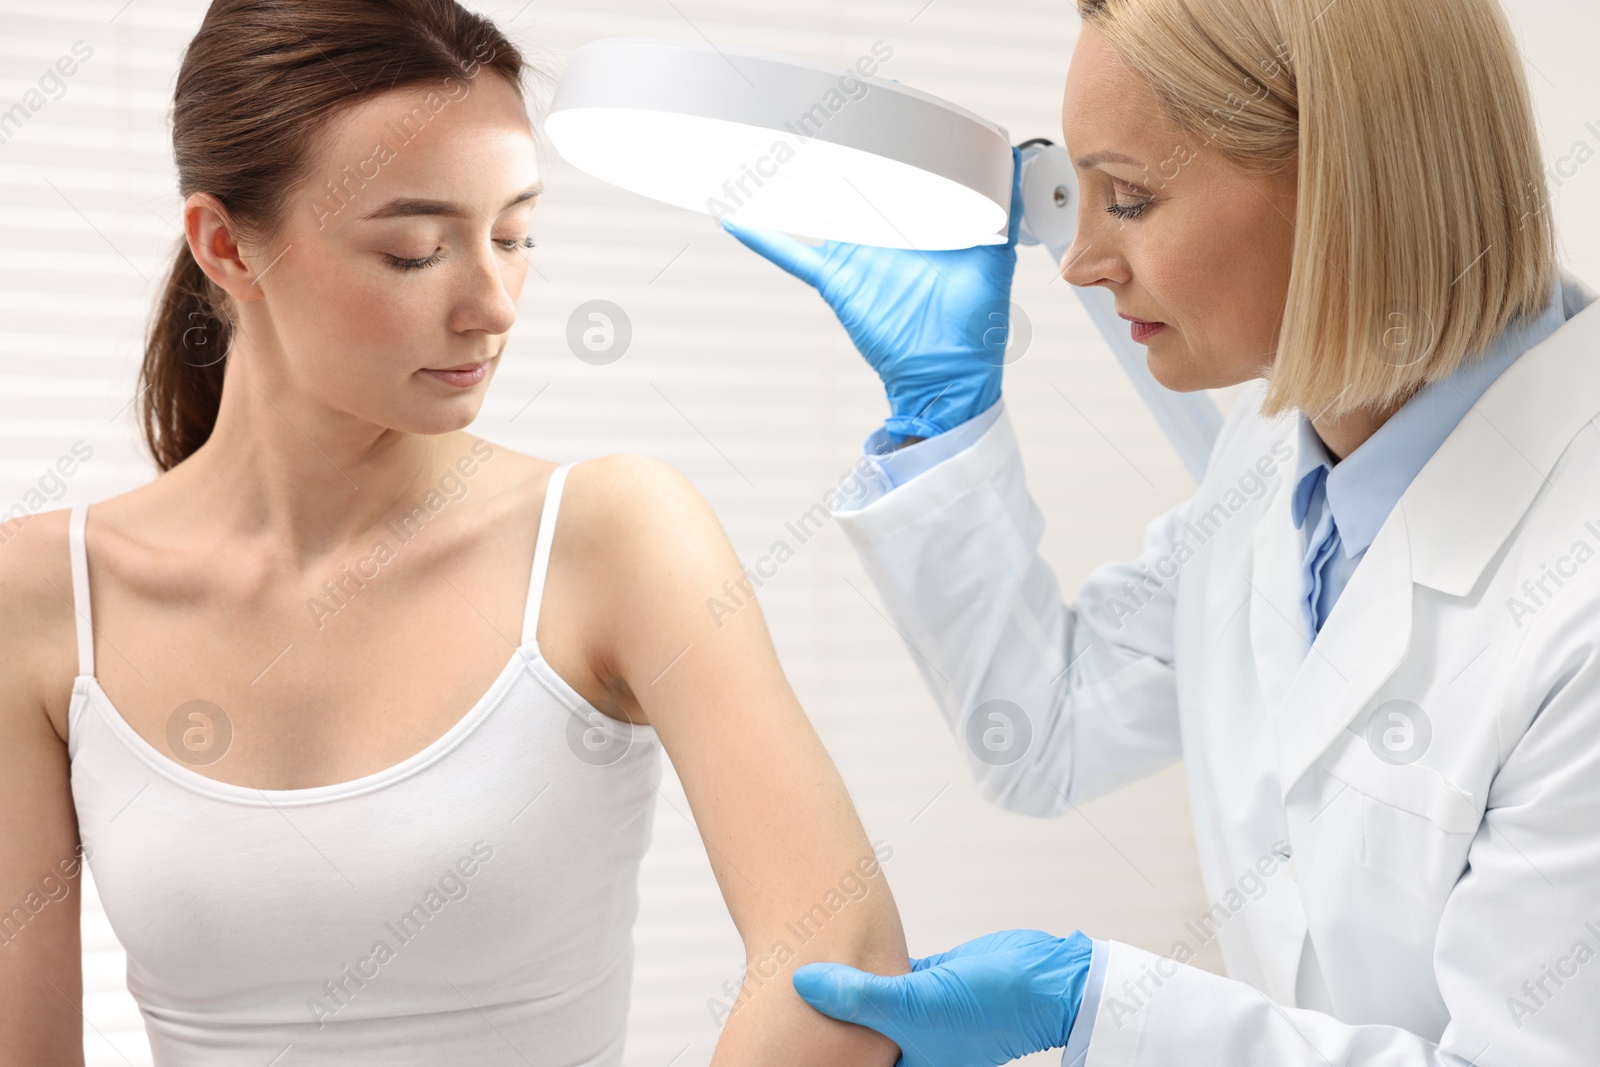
[[723, 0, 1600, 1064]]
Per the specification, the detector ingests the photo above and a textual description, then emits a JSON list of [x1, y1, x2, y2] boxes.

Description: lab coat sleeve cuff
[[840, 401, 1006, 514], [1076, 940, 1155, 1065], [830, 400, 1026, 536], [1060, 938, 1108, 1067], [873, 400, 1005, 488]]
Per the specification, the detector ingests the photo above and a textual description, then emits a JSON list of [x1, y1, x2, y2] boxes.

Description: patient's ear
[[184, 191, 266, 308]]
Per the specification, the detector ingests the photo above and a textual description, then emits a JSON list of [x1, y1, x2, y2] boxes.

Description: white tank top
[[66, 462, 664, 1066]]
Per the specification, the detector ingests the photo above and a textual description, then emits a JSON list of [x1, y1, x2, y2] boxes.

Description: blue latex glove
[[792, 928, 1093, 1067], [720, 145, 1025, 445]]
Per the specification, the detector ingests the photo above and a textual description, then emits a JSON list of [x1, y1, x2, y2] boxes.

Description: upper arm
[[0, 511, 87, 1065], [565, 455, 909, 1063]]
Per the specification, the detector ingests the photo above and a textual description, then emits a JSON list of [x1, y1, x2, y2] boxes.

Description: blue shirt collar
[[1290, 272, 1570, 556]]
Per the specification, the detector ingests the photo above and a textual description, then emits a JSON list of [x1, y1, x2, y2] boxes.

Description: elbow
[[711, 871, 910, 1067], [764, 874, 910, 981]]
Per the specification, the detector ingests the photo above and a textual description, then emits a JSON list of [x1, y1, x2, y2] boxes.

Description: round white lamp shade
[[544, 37, 1016, 250]]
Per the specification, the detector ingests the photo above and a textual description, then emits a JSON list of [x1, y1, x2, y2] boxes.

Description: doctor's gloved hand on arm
[[721, 145, 1026, 449], [791, 928, 1099, 1067]]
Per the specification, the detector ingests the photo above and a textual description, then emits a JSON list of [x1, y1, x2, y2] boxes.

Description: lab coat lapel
[[1248, 459, 1309, 715], [1245, 413, 1416, 799], [1405, 276, 1600, 596], [1272, 509, 1414, 797]]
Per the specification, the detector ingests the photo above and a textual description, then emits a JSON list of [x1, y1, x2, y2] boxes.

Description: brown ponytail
[[137, 0, 530, 471], [142, 239, 232, 472]]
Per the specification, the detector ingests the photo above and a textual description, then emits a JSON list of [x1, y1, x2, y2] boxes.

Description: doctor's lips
[[1118, 311, 1168, 343], [421, 360, 490, 387]]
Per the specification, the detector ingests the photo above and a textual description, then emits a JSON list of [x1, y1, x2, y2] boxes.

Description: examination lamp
[[545, 37, 1221, 480]]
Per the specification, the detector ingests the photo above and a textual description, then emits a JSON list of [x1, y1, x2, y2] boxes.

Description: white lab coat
[[832, 268, 1600, 1066]]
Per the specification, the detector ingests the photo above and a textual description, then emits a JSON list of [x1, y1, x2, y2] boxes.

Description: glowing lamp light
[[544, 37, 1015, 250]]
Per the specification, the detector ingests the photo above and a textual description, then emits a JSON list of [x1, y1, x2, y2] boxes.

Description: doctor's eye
[[496, 235, 537, 253], [1106, 198, 1152, 221]]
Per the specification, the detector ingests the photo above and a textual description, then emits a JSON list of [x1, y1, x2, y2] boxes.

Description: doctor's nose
[[1059, 231, 1131, 290]]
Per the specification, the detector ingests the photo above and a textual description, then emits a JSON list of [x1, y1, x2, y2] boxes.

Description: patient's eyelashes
[[385, 236, 536, 272], [387, 247, 445, 271]]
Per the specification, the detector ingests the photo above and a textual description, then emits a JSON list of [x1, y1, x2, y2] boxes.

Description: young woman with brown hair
[[0, 2, 908, 1063]]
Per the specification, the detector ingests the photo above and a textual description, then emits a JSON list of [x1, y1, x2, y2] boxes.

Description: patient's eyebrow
[[359, 182, 543, 221]]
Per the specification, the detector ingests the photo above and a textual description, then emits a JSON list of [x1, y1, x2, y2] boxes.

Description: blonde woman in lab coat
[[724, 0, 1600, 1064]]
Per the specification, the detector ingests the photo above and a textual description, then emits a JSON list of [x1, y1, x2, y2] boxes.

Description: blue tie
[[1299, 465, 1342, 637]]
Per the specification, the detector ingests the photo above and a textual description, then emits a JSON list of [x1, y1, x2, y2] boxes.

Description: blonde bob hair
[[1078, 0, 1558, 420]]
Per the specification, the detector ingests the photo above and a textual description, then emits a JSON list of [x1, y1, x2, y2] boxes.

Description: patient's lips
[[421, 361, 489, 387]]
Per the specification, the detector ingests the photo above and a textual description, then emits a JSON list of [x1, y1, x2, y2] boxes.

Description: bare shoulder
[[505, 452, 740, 713], [560, 453, 730, 564], [0, 508, 80, 739], [554, 453, 742, 633], [572, 451, 709, 506]]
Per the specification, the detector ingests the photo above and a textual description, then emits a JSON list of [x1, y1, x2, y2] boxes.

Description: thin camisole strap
[[520, 462, 576, 648], [67, 503, 95, 678]]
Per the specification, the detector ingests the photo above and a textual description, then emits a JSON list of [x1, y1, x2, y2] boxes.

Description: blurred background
[[1, 1, 1597, 1064]]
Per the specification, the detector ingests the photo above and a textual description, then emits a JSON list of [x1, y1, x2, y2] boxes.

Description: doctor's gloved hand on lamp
[[721, 145, 1027, 448]]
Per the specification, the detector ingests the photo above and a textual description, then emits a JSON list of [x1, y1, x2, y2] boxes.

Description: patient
[[0, 1, 908, 1063]]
